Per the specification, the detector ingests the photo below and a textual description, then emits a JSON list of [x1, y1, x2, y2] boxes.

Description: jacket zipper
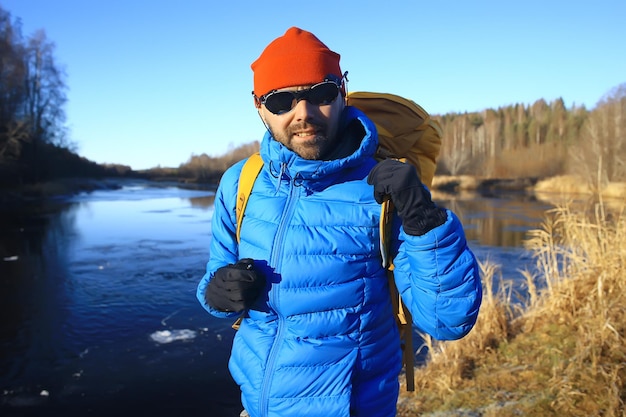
[[259, 172, 299, 417]]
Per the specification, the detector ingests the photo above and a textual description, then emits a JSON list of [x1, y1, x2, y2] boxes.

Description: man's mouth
[[294, 131, 317, 138]]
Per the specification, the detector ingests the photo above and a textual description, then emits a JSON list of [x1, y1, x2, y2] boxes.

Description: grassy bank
[[397, 198, 625, 416]]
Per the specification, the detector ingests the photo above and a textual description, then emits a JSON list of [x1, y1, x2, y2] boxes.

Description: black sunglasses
[[257, 80, 341, 115]]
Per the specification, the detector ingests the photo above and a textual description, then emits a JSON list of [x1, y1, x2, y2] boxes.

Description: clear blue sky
[[2, 0, 625, 170]]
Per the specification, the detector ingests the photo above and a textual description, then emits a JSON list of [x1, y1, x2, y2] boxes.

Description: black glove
[[206, 258, 265, 313], [367, 159, 447, 236]]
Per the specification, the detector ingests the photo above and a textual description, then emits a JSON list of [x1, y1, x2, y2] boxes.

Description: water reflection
[[434, 191, 554, 248], [1, 203, 76, 381], [188, 195, 216, 210], [1, 187, 242, 417]]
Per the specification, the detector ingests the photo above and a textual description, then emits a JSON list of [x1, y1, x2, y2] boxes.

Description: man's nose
[[292, 98, 316, 121]]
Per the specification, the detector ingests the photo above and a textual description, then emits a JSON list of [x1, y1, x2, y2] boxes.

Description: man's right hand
[[206, 258, 266, 313]]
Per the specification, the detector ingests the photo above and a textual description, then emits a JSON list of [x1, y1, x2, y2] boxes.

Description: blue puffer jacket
[[197, 106, 482, 417]]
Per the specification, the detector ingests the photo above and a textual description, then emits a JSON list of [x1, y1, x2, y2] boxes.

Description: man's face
[[258, 85, 345, 160]]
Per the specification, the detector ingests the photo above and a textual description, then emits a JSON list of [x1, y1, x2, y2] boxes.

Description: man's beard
[[273, 122, 336, 160]]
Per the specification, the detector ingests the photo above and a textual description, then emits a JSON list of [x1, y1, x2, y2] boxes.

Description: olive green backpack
[[234, 92, 442, 392]]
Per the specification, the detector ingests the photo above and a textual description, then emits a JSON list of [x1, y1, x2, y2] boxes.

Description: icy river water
[[0, 181, 553, 417]]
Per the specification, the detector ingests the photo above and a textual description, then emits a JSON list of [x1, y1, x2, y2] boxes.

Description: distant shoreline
[[433, 174, 626, 200], [0, 177, 217, 206], [2, 174, 624, 206]]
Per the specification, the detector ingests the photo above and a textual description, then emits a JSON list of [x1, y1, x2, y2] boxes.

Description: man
[[197, 27, 482, 417]]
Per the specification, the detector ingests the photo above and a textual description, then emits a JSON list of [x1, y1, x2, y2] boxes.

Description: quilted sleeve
[[392, 210, 482, 340], [196, 160, 245, 318]]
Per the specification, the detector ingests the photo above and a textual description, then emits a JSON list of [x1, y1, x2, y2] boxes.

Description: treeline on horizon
[[435, 86, 626, 183], [177, 83, 626, 187], [2, 5, 625, 190]]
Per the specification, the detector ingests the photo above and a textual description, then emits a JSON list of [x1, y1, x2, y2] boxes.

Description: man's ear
[[253, 95, 262, 109], [256, 106, 268, 127]]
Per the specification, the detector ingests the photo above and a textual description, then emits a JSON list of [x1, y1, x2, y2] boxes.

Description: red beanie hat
[[251, 27, 342, 98]]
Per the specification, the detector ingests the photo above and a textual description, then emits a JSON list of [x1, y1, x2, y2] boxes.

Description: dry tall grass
[[397, 200, 625, 416]]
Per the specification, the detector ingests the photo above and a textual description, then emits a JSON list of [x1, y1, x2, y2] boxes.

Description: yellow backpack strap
[[379, 160, 415, 392], [231, 152, 263, 331], [235, 152, 263, 244]]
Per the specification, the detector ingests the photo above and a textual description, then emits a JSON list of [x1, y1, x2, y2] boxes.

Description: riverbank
[[397, 198, 625, 416]]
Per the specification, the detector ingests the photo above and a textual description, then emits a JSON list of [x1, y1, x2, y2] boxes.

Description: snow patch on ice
[[150, 329, 197, 344]]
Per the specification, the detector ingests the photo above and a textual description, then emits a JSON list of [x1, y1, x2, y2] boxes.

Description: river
[[0, 181, 553, 417]]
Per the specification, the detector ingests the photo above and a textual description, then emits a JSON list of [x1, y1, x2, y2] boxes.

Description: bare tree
[[0, 8, 27, 160], [0, 6, 70, 183], [441, 145, 471, 175], [569, 84, 626, 187], [597, 84, 626, 182], [23, 29, 68, 148]]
